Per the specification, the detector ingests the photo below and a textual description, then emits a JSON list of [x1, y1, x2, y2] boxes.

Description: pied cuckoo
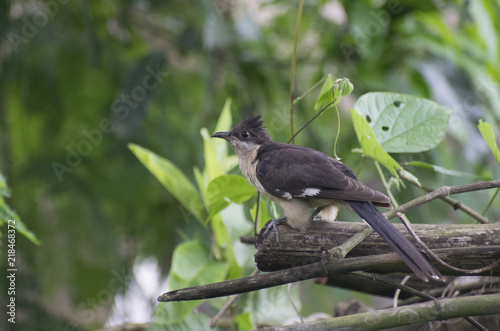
[[212, 115, 442, 282]]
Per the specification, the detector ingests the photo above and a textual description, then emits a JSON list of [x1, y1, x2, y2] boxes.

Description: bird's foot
[[260, 217, 286, 243], [311, 207, 323, 221]]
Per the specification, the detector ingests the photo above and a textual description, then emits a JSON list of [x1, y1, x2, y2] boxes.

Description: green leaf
[[201, 128, 224, 181], [236, 312, 254, 330], [354, 92, 451, 152], [193, 166, 207, 207], [153, 240, 228, 328], [334, 77, 354, 99], [314, 76, 353, 112], [350, 109, 401, 177], [478, 120, 500, 167], [169, 240, 228, 289], [212, 99, 239, 174], [128, 143, 204, 222], [207, 175, 256, 220], [0, 173, 40, 245], [219, 203, 253, 278], [406, 161, 491, 180]]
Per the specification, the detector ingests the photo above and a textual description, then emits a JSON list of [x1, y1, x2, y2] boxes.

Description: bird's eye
[[241, 131, 250, 138]]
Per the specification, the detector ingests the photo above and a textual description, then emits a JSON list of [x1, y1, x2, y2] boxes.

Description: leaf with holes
[[354, 93, 451, 153], [350, 109, 401, 177]]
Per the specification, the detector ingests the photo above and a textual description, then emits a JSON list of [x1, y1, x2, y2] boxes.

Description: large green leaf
[[207, 175, 256, 220], [201, 127, 224, 181], [153, 240, 229, 329], [478, 120, 500, 167], [354, 92, 451, 152], [128, 143, 204, 222], [213, 99, 232, 164], [200, 100, 239, 182], [350, 109, 401, 177]]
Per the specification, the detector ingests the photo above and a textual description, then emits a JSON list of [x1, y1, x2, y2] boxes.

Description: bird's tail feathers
[[346, 200, 443, 282]]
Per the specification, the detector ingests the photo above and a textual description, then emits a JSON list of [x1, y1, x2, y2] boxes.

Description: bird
[[211, 115, 442, 282]]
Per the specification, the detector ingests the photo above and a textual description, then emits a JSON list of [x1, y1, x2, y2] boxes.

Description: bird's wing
[[255, 143, 390, 205]]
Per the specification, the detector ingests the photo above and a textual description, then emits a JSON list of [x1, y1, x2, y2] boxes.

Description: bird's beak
[[211, 131, 230, 140]]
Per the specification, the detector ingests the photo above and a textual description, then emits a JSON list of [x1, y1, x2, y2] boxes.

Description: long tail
[[346, 200, 443, 282]]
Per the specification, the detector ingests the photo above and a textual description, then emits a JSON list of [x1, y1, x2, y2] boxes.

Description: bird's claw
[[260, 217, 286, 243]]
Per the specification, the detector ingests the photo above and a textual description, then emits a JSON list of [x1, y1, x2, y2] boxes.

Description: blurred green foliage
[[1, 0, 499, 330]]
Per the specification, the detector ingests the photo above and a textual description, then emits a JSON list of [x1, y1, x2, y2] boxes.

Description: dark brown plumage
[[212, 115, 443, 282]]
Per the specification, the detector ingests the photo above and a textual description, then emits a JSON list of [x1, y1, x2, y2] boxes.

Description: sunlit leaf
[[128, 143, 204, 222], [350, 109, 401, 177], [354, 92, 451, 152], [201, 128, 224, 181], [207, 175, 256, 220], [214, 98, 232, 162]]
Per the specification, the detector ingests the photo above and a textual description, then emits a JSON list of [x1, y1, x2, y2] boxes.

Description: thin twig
[[287, 98, 336, 144], [399, 170, 489, 224], [254, 191, 261, 238], [397, 212, 500, 274], [482, 187, 499, 216], [287, 283, 303, 323], [375, 161, 399, 207], [289, 0, 304, 144], [385, 180, 500, 220], [292, 76, 327, 105]]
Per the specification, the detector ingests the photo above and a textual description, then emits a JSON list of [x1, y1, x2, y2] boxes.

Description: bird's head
[[211, 115, 272, 155]]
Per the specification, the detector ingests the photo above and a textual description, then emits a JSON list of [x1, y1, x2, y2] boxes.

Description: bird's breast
[[238, 149, 274, 200]]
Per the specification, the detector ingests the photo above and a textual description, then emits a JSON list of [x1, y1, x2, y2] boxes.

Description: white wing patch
[[282, 191, 293, 199], [298, 188, 321, 197]]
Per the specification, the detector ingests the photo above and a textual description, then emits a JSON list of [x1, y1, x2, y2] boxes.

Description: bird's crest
[[231, 115, 272, 143]]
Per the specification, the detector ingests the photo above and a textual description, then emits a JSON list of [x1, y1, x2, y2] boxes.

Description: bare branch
[[385, 180, 500, 220], [398, 170, 490, 224], [259, 294, 500, 331]]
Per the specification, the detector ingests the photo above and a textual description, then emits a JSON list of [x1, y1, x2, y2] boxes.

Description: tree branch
[[385, 179, 500, 220], [158, 244, 500, 302], [259, 294, 500, 331], [397, 170, 489, 223]]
